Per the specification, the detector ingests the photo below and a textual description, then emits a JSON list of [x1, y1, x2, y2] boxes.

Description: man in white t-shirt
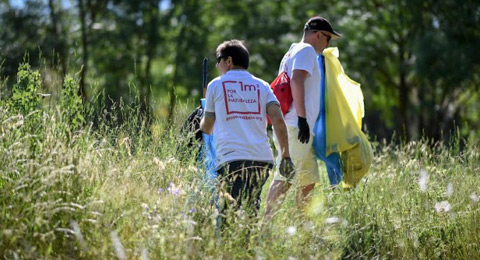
[[265, 16, 342, 218], [200, 40, 293, 220]]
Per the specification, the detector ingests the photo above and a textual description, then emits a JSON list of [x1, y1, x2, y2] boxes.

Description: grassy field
[[1, 66, 479, 259]]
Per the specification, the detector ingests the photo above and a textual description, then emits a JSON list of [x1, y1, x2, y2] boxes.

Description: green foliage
[[1, 0, 480, 140], [331, 0, 480, 140], [0, 0, 52, 79], [60, 75, 85, 128], [6, 62, 45, 155], [1, 100, 479, 258], [10, 63, 42, 116]]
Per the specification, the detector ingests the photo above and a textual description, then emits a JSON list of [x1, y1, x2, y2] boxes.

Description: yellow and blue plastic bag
[[314, 47, 373, 189], [312, 55, 342, 185], [200, 98, 217, 184]]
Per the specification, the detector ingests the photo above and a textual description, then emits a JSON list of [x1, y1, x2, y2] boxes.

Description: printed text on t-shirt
[[222, 80, 261, 115]]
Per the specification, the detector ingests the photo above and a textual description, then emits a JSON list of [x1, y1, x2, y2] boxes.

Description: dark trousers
[[217, 160, 273, 217]]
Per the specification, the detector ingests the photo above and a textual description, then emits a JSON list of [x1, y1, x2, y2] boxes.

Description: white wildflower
[[287, 257, 297, 260], [446, 183, 454, 197], [418, 169, 429, 192], [325, 217, 341, 224], [470, 192, 479, 203], [286, 226, 297, 236], [434, 201, 452, 213]]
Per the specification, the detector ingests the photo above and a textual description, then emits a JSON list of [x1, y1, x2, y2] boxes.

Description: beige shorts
[[273, 125, 320, 186]]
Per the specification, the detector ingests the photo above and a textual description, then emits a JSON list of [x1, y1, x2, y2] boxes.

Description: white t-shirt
[[204, 70, 279, 168], [278, 42, 321, 135]]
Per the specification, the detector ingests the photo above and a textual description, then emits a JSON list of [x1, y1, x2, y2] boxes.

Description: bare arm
[[290, 69, 309, 118], [200, 112, 215, 135], [267, 103, 290, 158]]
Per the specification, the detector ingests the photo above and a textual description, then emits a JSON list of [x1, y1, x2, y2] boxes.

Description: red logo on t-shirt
[[222, 81, 261, 115]]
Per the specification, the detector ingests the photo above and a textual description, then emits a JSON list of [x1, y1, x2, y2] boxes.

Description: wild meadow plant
[[1, 63, 479, 259]]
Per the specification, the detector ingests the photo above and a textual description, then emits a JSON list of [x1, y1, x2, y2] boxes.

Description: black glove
[[279, 157, 296, 180], [297, 116, 310, 144]]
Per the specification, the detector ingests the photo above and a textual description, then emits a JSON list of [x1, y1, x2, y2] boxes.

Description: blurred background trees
[[1, 0, 479, 142]]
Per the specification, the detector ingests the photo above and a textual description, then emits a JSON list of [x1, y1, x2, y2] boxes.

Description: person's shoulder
[[244, 71, 268, 86], [207, 76, 222, 88], [293, 42, 315, 55], [250, 75, 270, 87], [211, 76, 222, 82], [296, 42, 313, 49]]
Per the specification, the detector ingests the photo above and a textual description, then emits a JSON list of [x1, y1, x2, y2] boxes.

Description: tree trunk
[[428, 84, 438, 139], [78, 0, 88, 102], [398, 41, 409, 140], [142, 0, 160, 122], [167, 19, 187, 127], [439, 88, 462, 142], [48, 0, 67, 84], [417, 80, 426, 138]]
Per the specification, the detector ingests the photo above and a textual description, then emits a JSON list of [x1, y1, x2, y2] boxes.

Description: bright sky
[[10, 0, 27, 8], [10, 0, 71, 9], [10, 0, 170, 10]]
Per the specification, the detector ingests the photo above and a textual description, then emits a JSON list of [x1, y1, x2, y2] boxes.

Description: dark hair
[[216, 40, 249, 69]]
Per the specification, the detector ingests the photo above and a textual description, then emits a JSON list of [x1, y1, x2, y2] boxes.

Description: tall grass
[[1, 64, 479, 259]]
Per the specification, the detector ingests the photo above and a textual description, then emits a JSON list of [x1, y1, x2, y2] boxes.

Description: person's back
[[278, 42, 321, 133], [265, 16, 342, 219], [200, 40, 293, 229], [207, 70, 275, 167]]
